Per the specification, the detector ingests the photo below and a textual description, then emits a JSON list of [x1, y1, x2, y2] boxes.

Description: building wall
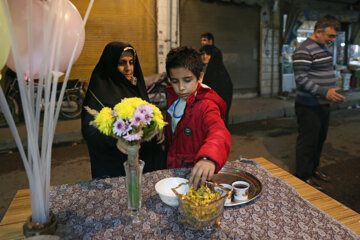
[[70, 0, 157, 80], [259, 1, 281, 96], [157, 0, 180, 73]]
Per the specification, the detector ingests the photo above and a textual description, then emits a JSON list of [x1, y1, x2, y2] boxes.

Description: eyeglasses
[[326, 34, 337, 39], [318, 29, 337, 39]]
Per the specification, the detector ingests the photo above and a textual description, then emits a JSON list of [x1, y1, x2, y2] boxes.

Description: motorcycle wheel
[[59, 93, 83, 120], [0, 96, 20, 127]]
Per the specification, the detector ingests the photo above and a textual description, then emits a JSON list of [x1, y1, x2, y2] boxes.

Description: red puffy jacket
[[165, 84, 231, 173]]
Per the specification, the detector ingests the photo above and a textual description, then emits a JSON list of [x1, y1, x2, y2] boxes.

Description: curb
[[0, 132, 84, 153], [231, 108, 290, 124]]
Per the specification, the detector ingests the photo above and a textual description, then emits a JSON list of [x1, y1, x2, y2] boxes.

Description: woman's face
[[118, 50, 134, 81], [201, 53, 211, 64]]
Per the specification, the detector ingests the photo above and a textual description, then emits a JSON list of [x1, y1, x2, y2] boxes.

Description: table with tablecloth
[[44, 158, 359, 239]]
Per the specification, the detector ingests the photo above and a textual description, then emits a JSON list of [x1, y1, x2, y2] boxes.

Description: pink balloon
[[6, 0, 85, 78]]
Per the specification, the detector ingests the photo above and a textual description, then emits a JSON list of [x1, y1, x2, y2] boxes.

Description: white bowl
[[155, 177, 188, 207]]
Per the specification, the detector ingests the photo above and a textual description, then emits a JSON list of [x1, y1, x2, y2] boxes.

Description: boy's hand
[[189, 159, 215, 189]]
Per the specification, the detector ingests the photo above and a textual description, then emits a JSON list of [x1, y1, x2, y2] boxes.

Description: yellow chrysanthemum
[[114, 97, 148, 119], [94, 107, 114, 135], [114, 102, 135, 119], [149, 103, 165, 129], [153, 115, 165, 129], [152, 104, 162, 117], [126, 97, 146, 107]]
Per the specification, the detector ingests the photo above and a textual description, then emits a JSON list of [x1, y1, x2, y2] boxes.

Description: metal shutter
[[180, 0, 260, 93], [70, 0, 157, 80]]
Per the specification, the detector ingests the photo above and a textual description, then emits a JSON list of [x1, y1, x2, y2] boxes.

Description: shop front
[[281, 9, 360, 93]]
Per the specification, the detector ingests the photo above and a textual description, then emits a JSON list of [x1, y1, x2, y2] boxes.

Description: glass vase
[[124, 144, 144, 223]]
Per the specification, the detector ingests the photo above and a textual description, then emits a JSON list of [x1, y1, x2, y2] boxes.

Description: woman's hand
[[116, 139, 128, 154], [189, 159, 215, 189], [156, 128, 165, 144]]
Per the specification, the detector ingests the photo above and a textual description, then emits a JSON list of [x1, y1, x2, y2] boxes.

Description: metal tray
[[211, 167, 263, 207]]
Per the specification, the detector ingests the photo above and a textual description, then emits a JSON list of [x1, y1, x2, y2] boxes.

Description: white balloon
[[6, 0, 85, 78]]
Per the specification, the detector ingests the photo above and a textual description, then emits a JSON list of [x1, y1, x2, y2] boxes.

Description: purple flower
[[137, 104, 153, 115], [113, 119, 131, 136], [123, 121, 132, 133], [135, 105, 153, 124], [143, 113, 153, 125], [123, 132, 142, 141], [130, 111, 145, 126]]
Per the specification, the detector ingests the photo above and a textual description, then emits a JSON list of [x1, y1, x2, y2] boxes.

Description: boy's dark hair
[[199, 44, 214, 55], [200, 32, 215, 44], [314, 15, 340, 32], [166, 46, 203, 79]]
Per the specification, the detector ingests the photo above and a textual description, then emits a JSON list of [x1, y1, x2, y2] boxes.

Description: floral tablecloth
[[50, 159, 360, 239]]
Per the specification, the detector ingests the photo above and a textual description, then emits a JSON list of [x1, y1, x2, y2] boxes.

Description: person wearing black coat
[[200, 44, 233, 127], [200, 32, 223, 61], [81, 41, 166, 179]]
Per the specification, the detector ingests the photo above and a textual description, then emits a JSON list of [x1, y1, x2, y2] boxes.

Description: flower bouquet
[[85, 97, 165, 222]]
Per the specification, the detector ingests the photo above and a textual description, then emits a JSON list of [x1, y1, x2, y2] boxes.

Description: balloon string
[[26, 0, 35, 115], [26, 2, 37, 206], [40, 0, 62, 178], [39, 0, 58, 217], [39, 0, 57, 182], [43, 0, 66, 215], [35, 0, 48, 133], [35, 0, 56, 128]]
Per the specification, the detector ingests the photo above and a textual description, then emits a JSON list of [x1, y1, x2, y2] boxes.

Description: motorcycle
[[145, 72, 170, 111], [0, 69, 86, 127]]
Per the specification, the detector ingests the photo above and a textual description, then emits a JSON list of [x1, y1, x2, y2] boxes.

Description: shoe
[[313, 170, 330, 182], [305, 179, 324, 191]]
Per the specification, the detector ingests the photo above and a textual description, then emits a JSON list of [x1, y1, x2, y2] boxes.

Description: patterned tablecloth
[[50, 159, 359, 239]]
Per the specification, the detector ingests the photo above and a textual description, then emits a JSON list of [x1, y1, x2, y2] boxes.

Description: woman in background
[[200, 44, 233, 127], [81, 41, 166, 179]]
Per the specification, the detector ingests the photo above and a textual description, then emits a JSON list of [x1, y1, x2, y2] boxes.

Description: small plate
[[211, 167, 262, 207]]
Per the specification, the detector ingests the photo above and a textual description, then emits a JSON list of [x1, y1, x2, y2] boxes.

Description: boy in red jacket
[[165, 46, 231, 188]]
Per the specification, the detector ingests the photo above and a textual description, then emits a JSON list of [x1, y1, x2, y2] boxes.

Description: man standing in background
[[200, 32, 223, 61], [292, 15, 345, 191]]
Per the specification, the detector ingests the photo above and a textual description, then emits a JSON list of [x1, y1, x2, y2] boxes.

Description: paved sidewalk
[[0, 90, 359, 153], [229, 90, 360, 124], [0, 119, 82, 153]]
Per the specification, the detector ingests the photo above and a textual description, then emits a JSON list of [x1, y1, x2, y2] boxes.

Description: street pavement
[[0, 90, 359, 153]]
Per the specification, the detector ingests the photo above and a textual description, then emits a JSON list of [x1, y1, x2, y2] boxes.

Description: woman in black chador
[[81, 41, 166, 179], [200, 45, 233, 127]]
